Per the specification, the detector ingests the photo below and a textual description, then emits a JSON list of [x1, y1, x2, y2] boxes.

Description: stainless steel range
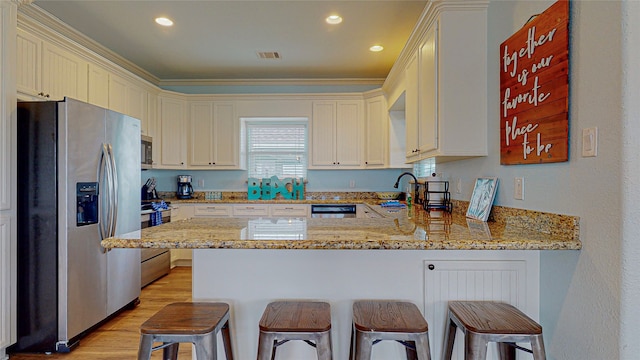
[[140, 205, 171, 287]]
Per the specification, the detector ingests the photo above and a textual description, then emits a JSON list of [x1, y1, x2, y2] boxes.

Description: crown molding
[[158, 78, 385, 88], [18, 4, 161, 84]]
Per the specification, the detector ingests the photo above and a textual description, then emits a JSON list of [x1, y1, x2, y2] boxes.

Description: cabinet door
[[335, 101, 363, 167], [0, 215, 14, 349], [16, 28, 41, 97], [423, 260, 528, 360], [311, 102, 336, 167], [127, 83, 147, 128], [41, 42, 88, 102], [270, 204, 309, 217], [146, 93, 159, 150], [108, 74, 128, 114], [405, 53, 419, 159], [233, 205, 270, 217], [212, 102, 239, 167], [159, 97, 187, 168], [193, 205, 232, 217], [189, 101, 214, 166], [87, 63, 109, 108], [418, 26, 438, 153], [365, 96, 387, 167], [109, 75, 147, 126], [171, 205, 195, 220]]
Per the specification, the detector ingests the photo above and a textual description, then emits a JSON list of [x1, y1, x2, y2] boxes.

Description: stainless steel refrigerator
[[12, 98, 141, 353]]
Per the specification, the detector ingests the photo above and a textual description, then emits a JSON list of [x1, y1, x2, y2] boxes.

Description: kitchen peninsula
[[102, 203, 580, 360]]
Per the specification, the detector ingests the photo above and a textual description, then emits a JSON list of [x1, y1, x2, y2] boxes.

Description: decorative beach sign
[[500, 0, 569, 165]]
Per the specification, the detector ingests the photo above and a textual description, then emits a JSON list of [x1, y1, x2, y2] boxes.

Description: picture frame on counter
[[466, 177, 499, 222]]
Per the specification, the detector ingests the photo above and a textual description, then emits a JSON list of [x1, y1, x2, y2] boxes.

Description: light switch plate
[[582, 127, 598, 157], [514, 177, 524, 200]]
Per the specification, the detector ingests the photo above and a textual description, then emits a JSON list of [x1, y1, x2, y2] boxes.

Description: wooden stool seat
[[138, 302, 234, 360], [443, 301, 546, 360], [351, 300, 432, 360], [257, 301, 332, 360]]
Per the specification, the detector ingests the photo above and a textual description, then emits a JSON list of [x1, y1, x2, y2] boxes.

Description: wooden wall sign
[[500, 0, 569, 165]]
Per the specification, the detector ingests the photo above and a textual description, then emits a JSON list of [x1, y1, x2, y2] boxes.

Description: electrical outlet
[[514, 177, 524, 200], [455, 178, 462, 194], [198, 179, 205, 187], [349, 180, 355, 188]]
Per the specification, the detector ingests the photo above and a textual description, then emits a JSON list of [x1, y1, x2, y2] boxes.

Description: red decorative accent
[[499, 0, 569, 165]]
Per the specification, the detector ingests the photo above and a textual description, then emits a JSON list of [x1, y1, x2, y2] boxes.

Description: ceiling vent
[[257, 51, 282, 60]]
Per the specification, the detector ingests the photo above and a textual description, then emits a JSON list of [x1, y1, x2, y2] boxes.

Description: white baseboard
[[171, 259, 192, 267]]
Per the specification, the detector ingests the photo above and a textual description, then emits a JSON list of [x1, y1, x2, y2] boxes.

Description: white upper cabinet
[[16, 28, 40, 98], [17, 30, 88, 102], [364, 94, 388, 168], [41, 41, 88, 102], [404, 53, 420, 160], [404, 5, 488, 163], [418, 26, 437, 154], [109, 74, 148, 131], [405, 26, 437, 162], [310, 100, 363, 169], [189, 101, 239, 169], [157, 95, 187, 168], [87, 63, 109, 108]]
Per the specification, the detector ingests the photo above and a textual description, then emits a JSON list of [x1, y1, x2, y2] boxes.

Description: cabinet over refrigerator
[[12, 98, 141, 353]]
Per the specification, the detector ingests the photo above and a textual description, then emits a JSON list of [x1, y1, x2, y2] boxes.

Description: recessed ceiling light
[[326, 15, 343, 25], [155, 17, 174, 27], [369, 45, 384, 52]]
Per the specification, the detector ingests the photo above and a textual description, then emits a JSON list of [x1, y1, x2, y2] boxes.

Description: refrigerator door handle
[[107, 143, 118, 238], [98, 144, 109, 249]]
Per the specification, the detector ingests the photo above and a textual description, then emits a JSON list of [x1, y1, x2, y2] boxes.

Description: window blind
[[246, 122, 307, 179]]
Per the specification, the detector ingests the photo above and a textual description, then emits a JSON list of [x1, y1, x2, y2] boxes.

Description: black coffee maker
[[177, 175, 194, 199]]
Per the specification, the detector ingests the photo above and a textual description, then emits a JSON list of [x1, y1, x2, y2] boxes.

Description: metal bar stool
[[138, 302, 234, 360], [350, 300, 432, 360], [442, 301, 546, 360], [257, 301, 333, 360]]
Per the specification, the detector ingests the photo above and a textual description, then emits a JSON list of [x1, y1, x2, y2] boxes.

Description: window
[[245, 119, 308, 179]]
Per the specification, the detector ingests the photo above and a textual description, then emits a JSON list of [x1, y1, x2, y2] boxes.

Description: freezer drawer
[[141, 250, 170, 288]]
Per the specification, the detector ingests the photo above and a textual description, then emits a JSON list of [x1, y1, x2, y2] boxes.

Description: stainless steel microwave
[[141, 135, 153, 169]]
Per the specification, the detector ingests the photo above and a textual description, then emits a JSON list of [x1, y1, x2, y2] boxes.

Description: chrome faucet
[[393, 172, 420, 204]]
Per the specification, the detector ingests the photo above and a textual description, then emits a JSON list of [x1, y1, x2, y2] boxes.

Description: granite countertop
[[103, 203, 582, 251]]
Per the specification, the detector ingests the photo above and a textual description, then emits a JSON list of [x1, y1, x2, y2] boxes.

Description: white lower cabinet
[[423, 255, 539, 360], [233, 204, 269, 217], [193, 204, 232, 217], [0, 215, 15, 354], [269, 204, 309, 217]]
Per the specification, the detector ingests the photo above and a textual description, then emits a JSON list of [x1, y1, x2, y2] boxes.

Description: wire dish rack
[[423, 181, 452, 213]]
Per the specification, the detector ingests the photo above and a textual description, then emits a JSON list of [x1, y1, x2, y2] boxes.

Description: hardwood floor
[[10, 267, 193, 360]]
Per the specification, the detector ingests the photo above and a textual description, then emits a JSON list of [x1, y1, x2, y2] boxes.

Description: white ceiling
[[31, 0, 427, 83]]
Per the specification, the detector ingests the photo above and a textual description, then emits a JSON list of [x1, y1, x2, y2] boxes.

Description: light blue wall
[[434, 1, 626, 359], [143, 168, 412, 193]]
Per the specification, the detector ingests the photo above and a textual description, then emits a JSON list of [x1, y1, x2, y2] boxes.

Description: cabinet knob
[[428, 264, 435, 270]]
